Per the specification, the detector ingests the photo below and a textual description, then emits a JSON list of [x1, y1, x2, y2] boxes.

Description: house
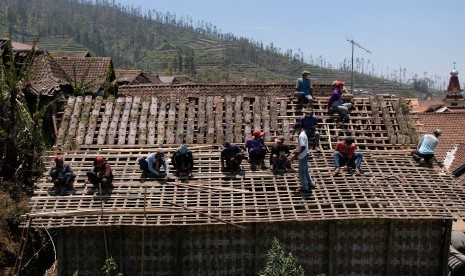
[[51, 50, 92, 58], [54, 56, 116, 95], [114, 69, 153, 86], [23, 84, 465, 275]]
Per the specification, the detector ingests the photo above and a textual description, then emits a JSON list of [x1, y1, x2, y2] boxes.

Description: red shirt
[[335, 141, 355, 159]]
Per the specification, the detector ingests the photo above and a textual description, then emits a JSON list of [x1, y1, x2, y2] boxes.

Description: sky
[[116, 0, 465, 87]]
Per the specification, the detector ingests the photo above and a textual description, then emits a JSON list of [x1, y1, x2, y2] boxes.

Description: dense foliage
[[0, 0, 432, 97]]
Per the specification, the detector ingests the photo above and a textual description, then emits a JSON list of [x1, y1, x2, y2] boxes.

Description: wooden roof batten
[[26, 86, 465, 229]]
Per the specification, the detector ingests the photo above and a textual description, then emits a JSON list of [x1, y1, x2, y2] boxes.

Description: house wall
[[57, 219, 449, 276]]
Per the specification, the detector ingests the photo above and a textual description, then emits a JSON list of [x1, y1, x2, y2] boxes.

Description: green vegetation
[[259, 238, 305, 276], [0, 0, 443, 98]]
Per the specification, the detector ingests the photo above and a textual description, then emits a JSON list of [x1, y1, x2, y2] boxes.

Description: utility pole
[[347, 39, 371, 93]]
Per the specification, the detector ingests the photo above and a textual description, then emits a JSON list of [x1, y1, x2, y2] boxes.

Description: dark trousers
[[412, 150, 434, 167], [86, 171, 112, 189], [138, 158, 150, 173], [249, 148, 266, 164], [50, 169, 75, 190], [173, 154, 194, 173], [225, 155, 244, 171]]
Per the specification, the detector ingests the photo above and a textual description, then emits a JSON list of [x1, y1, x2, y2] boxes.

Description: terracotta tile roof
[[144, 72, 162, 84], [115, 69, 152, 85], [413, 113, 465, 166], [51, 51, 91, 58], [11, 41, 40, 52], [117, 83, 336, 98], [54, 56, 115, 93], [26, 53, 73, 96], [409, 99, 444, 113]]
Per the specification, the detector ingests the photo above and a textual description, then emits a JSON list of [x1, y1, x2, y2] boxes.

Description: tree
[[259, 238, 304, 276], [0, 38, 38, 181]]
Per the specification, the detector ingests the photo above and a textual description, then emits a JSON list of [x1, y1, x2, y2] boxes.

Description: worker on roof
[[328, 80, 352, 123], [290, 122, 316, 193], [47, 155, 76, 195], [172, 144, 194, 178], [221, 140, 246, 173], [269, 136, 294, 173], [138, 148, 171, 179], [294, 70, 313, 109], [333, 137, 364, 176], [85, 156, 114, 194], [412, 129, 442, 168], [300, 108, 321, 153], [245, 129, 268, 170]]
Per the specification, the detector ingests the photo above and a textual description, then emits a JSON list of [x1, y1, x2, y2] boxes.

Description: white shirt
[[297, 130, 309, 159]]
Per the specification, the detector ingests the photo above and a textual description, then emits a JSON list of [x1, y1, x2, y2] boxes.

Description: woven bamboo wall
[[57, 219, 447, 276]]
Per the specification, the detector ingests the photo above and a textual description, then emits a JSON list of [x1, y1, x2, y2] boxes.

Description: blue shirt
[[300, 115, 318, 132], [221, 145, 242, 161], [146, 152, 169, 175], [418, 134, 439, 155], [245, 137, 265, 153], [296, 78, 312, 95]]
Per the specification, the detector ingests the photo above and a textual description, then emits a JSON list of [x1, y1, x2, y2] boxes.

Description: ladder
[[13, 216, 33, 276]]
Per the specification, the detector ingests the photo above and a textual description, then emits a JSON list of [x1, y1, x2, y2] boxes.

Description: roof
[[114, 69, 152, 85], [54, 56, 115, 93], [25, 89, 465, 228], [51, 51, 91, 58], [26, 53, 73, 96], [412, 112, 465, 181], [117, 83, 335, 98], [409, 99, 444, 113], [11, 41, 40, 52], [29, 147, 465, 228]]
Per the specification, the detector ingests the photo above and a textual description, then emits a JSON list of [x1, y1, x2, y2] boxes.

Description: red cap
[[253, 129, 265, 138], [96, 156, 104, 163], [55, 155, 63, 162], [335, 81, 345, 88]]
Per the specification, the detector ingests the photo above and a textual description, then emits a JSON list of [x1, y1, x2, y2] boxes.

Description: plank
[[175, 96, 187, 144], [97, 101, 114, 145], [138, 98, 150, 145], [196, 96, 206, 144], [185, 97, 196, 144], [243, 97, 252, 140], [76, 95, 93, 145], [157, 97, 167, 144], [166, 96, 177, 144], [224, 95, 234, 143], [107, 97, 125, 144], [84, 96, 103, 145], [147, 96, 158, 145], [117, 97, 133, 145], [234, 96, 243, 144], [128, 96, 141, 145], [206, 96, 215, 144], [214, 96, 224, 144]]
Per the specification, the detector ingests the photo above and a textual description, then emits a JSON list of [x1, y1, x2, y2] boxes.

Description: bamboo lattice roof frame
[[25, 87, 465, 228]]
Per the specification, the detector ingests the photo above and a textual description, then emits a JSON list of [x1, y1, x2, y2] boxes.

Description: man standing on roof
[[47, 155, 76, 195], [333, 137, 364, 176], [328, 80, 352, 123], [291, 122, 315, 193], [300, 108, 321, 153], [294, 70, 313, 109], [221, 141, 246, 173], [138, 148, 171, 179], [172, 144, 194, 178], [85, 156, 113, 193], [269, 136, 294, 173], [412, 129, 442, 168], [245, 129, 268, 170]]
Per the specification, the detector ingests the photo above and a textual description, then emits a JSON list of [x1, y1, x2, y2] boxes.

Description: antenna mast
[[347, 39, 371, 94]]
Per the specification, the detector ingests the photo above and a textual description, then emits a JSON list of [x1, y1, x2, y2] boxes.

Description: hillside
[[0, 0, 426, 96]]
